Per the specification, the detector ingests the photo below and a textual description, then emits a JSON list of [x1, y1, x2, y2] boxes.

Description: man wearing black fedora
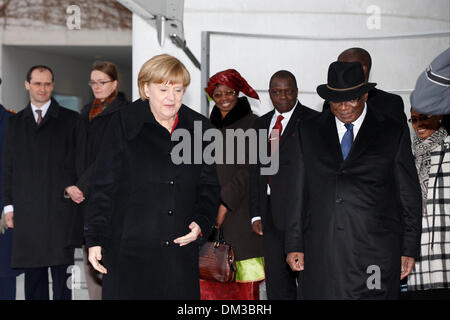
[[322, 47, 407, 124], [285, 61, 422, 299]]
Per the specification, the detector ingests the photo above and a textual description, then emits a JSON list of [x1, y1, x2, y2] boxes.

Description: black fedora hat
[[317, 61, 376, 102]]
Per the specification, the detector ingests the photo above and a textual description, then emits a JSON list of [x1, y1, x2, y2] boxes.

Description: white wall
[[132, 0, 449, 118]]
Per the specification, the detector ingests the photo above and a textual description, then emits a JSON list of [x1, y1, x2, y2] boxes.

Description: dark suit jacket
[[286, 107, 422, 299], [250, 102, 318, 234], [67, 97, 129, 247], [2, 99, 78, 268], [322, 88, 407, 124], [367, 88, 407, 124]]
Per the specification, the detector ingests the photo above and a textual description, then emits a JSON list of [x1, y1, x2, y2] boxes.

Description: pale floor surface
[[15, 248, 89, 300]]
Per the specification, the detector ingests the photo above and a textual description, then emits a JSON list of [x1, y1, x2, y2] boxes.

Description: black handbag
[[198, 228, 236, 283]]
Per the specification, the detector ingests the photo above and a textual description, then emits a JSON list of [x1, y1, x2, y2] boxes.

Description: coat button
[[169, 180, 175, 186], [168, 210, 173, 216], [164, 241, 170, 246], [336, 198, 343, 204]]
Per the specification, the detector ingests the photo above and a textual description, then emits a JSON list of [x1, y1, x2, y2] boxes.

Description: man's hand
[[286, 252, 304, 271], [401, 256, 415, 280], [88, 246, 107, 274], [174, 222, 201, 247], [65, 186, 85, 204], [4, 211, 14, 229], [215, 204, 228, 228], [251, 220, 263, 236]]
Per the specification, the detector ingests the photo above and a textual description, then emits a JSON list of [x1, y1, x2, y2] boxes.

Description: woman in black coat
[[85, 54, 220, 299], [66, 61, 128, 299], [203, 69, 264, 299]]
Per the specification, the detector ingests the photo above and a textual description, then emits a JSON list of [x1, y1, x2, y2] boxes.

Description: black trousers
[[0, 276, 16, 300], [24, 264, 72, 300], [263, 201, 298, 300]]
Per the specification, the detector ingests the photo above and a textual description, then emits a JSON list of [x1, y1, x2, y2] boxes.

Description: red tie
[[270, 115, 284, 155], [268, 115, 284, 187]]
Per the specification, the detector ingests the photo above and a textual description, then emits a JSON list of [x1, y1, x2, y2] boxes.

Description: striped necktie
[[35, 109, 43, 126]]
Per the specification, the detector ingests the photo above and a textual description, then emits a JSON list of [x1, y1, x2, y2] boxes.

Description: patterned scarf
[[89, 91, 118, 122], [412, 126, 448, 215]]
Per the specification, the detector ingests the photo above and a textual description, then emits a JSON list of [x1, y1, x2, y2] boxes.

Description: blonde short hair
[[138, 54, 191, 100]]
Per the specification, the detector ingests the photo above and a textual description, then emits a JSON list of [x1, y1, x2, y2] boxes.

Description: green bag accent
[[235, 257, 265, 283]]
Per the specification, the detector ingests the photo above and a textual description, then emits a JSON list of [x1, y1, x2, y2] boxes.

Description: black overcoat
[[84, 99, 220, 300], [67, 97, 128, 247], [210, 97, 263, 261], [0, 105, 22, 277], [286, 107, 422, 299], [2, 99, 78, 268]]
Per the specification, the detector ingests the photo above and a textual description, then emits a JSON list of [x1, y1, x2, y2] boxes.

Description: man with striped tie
[[2, 65, 80, 300]]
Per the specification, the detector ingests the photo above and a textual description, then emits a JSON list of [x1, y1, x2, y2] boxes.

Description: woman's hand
[[88, 246, 108, 274], [173, 222, 201, 247], [65, 186, 85, 204]]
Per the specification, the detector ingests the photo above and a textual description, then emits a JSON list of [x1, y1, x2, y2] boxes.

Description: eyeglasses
[[212, 90, 235, 99], [88, 80, 114, 87], [408, 115, 434, 123]]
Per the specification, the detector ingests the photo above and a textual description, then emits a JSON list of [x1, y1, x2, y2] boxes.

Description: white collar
[[31, 99, 52, 120], [335, 103, 367, 129], [273, 100, 298, 119]]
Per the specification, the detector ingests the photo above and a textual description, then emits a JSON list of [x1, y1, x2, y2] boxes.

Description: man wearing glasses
[[285, 61, 422, 299], [2, 65, 79, 300]]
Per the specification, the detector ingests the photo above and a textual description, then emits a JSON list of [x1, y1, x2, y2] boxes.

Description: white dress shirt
[[334, 103, 367, 144], [31, 100, 51, 123], [3, 100, 52, 215]]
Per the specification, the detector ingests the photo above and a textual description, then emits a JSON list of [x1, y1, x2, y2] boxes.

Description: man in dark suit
[[0, 79, 22, 299], [286, 61, 422, 299], [323, 47, 407, 124], [250, 70, 318, 299], [2, 66, 80, 300]]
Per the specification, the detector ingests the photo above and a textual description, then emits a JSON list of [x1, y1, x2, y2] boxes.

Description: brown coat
[[210, 97, 264, 261]]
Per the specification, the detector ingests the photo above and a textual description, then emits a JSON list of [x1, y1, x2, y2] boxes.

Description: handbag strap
[[218, 227, 224, 242]]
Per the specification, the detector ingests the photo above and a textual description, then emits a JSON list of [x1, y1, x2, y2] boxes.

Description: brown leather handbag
[[199, 228, 236, 283]]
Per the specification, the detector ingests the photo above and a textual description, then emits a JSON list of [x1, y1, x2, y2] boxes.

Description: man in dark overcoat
[[286, 61, 422, 299], [2, 65, 79, 300], [0, 96, 23, 300], [250, 70, 318, 299], [323, 47, 407, 124]]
